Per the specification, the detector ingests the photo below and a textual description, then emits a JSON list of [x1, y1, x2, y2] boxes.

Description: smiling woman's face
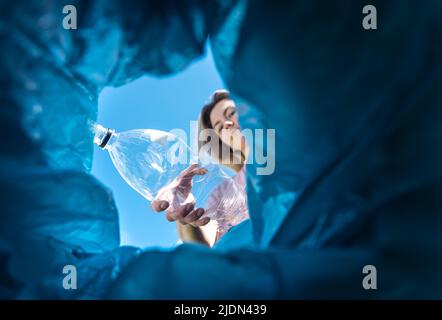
[[209, 99, 245, 153]]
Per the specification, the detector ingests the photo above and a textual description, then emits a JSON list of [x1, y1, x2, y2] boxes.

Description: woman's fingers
[[151, 200, 169, 212], [192, 216, 211, 227], [161, 203, 209, 226], [190, 167, 208, 176], [183, 208, 205, 224], [177, 164, 198, 179], [166, 203, 194, 223], [178, 165, 208, 184], [154, 188, 210, 228]]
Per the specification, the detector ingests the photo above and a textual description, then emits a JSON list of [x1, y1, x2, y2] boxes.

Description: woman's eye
[[228, 110, 236, 118]]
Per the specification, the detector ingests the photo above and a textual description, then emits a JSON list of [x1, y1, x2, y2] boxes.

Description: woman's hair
[[198, 90, 244, 172]]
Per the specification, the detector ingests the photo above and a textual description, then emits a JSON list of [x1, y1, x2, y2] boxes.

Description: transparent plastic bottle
[[93, 124, 246, 227]]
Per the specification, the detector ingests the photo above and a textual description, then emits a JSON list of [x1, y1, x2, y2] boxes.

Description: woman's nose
[[224, 120, 234, 129]]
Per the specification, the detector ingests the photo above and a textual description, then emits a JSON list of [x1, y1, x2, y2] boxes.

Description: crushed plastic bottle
[[93, 124, 247, 228]]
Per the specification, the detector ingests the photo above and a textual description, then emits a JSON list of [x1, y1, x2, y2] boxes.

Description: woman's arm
[[176, 223, 210, 246]]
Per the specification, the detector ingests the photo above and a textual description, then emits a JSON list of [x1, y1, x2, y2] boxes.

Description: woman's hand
[[151, 164, 211, 227]]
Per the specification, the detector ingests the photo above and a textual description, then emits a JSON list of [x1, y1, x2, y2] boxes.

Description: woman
[[152, 90, 249, 246]]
